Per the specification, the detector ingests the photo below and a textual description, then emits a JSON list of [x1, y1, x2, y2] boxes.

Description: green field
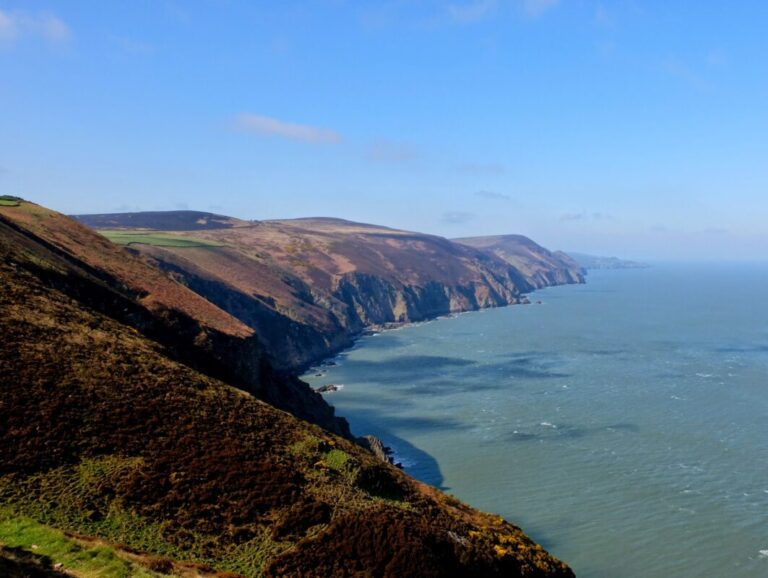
[[99, 230, 224, 248], [0, 513, 163, 577], [0, 200, 20, 207]]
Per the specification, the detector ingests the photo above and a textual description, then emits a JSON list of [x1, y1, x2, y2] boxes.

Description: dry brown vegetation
[[75, 212, 583, 372], [454, 235, 584, 289], [0, 204, 569, 577], [0, 203, 349, 434], [1, 201, 573, 576]]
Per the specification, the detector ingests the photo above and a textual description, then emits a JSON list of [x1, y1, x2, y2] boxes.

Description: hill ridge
[[74, 209, 584, 371]]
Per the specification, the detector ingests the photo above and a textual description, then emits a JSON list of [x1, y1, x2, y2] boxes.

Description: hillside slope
[[1, 201, 574, 577], [1, 202, 348, 435], [454, 235, 585, 289], [567, 252, 649, 270], [75, 212, 584, 371]]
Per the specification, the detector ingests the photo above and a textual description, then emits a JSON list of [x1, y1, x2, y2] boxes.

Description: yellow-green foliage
[[0, 513, 162, 577], [289, 434, 322, 459], [324, 448, 351, 471], [0, 455, 290, 577]]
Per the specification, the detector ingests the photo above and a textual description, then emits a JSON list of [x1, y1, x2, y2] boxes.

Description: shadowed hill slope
[[74, 211, 583, 371], [74, 210, 248, 231], [1, 202, 348, 435], [1, 201, 574, 577]]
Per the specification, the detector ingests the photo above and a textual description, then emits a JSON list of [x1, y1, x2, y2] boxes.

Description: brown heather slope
[[0, 203, 574, 577], [0, 202, 349, 435], [74, 212, 583, 371], [454, 235, 585, 289]]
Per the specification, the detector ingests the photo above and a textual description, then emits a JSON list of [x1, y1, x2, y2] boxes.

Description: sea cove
[[304, 265, 768, 578]]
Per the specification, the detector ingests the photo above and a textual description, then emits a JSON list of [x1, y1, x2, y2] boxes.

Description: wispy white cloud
[[366, 140, 418, 163], [561, 211, 613, 222], [447, 0, 559, 23], [457, 162, 506, 175], [522, 0, 560, 17], [0, 10, 15, 41], [234, 114, 341, 144], [474, 190, 511, 201], [114, 36, 154, 55], [0, 9, 71, 45], [37, 12, 70, 42], [448, 0, 498, 23], [442, 210, 476, 224], [662, 58, 707, 91]]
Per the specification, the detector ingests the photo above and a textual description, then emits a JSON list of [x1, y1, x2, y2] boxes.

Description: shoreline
[[301, 284, 570, 376], [301, 280, 585, 467]]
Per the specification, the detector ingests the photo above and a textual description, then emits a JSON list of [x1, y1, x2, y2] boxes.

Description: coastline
[[301, 282, 577, 376], [302, 280, 586, 468]]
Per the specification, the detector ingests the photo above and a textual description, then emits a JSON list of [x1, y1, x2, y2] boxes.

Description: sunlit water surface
[[302, 264, 768, 577]]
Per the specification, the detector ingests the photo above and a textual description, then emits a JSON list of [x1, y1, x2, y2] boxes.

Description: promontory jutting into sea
[[305, 264, 768, 578]]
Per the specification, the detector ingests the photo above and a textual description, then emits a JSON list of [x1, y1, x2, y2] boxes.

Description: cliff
[[454, 235, 585, 289], [567, 252, 649, 270], [74, 212, 584, 371], [1, 200, 574, 577]]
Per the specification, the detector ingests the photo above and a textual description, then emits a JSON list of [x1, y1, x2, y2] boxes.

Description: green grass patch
[[99, 230, 224, 248], [0, 456, 290, 576], [324, 449, 352, 471], [0, 199, 20, 207], [0, 513, 162, 577], [288, 435, 321, 459]]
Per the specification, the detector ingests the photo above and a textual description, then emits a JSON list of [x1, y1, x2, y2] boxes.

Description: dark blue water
[[303, 265, 768, 577]]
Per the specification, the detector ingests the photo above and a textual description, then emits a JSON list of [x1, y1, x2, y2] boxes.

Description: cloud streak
[[234, 114, 341, 144], [474, 190, 511, 201], [447, 0, 559, 23], [442, 211, 476, 224], [457, 162, 506, 175], [366, 140, 418, 163], [662, 58, 708, 91], [0, 9, 71, 45], [561, 211, 613, 222], [523, 0, 560, 17], [448, 0, 498, 23]]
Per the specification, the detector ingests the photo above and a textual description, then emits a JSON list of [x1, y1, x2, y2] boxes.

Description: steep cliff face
[[74, 212, 583, 371], [2, 200, 575, 577], [455, 235, 586, 289], [335, 272, 519, 327]]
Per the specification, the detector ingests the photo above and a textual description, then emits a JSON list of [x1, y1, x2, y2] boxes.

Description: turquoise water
[[303, 265, 768, 577]]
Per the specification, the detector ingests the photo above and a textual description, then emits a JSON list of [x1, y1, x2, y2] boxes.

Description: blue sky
[[1, 1, 767, 260]]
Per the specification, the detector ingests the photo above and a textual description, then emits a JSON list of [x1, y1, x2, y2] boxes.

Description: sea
[[302, 264, 768, 578]]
